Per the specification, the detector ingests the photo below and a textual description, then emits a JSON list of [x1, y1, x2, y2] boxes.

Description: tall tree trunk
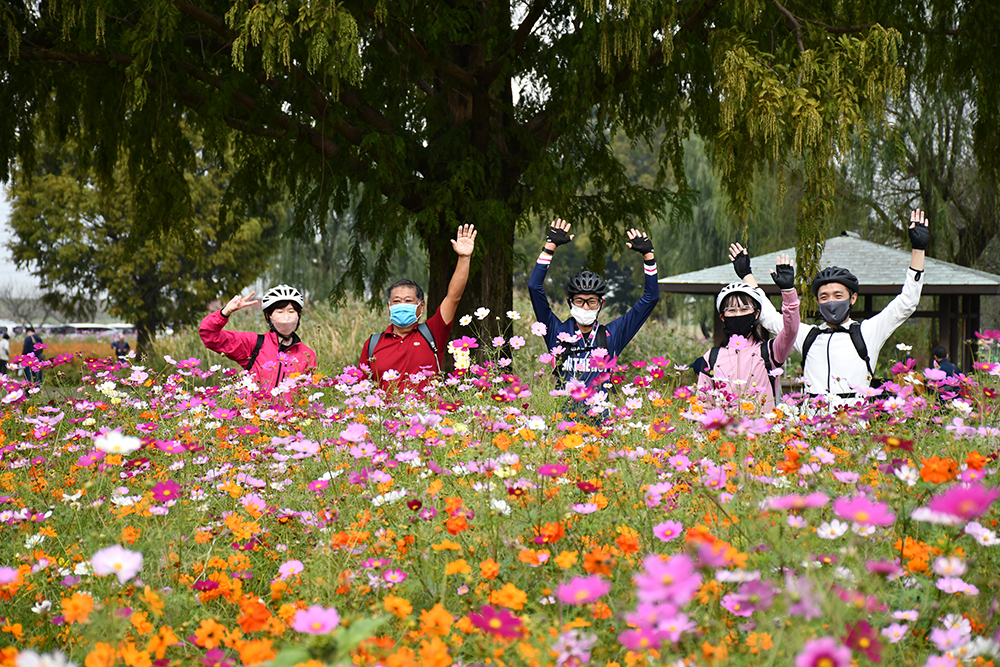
[[425, 212, 515, 340]]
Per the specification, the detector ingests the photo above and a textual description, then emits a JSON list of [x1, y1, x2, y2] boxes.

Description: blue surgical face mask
[[389, 303, 419, 327]]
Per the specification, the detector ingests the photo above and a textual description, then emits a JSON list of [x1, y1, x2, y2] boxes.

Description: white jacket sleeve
[[860, 267, 924, 367]]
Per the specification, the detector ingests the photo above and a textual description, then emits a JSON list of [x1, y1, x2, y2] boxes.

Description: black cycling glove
[[732, 251, 752, 280], [627, 235, 654, 255], [546, 226, 573, 247], [909, 222, 929, 250], [771, 263, 795, 290]]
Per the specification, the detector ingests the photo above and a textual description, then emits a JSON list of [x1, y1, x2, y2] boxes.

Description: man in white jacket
[[731, 209, 930, 399]]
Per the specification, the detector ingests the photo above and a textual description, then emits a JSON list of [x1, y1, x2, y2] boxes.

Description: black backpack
[[801, 322, 875, 379], [701, 338, 779, 399], [366, 323, 440, 372]]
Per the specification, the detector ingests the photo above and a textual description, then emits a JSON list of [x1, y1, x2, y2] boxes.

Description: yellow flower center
[[489, 618, 502, 629], [855, 511, 869, 522]]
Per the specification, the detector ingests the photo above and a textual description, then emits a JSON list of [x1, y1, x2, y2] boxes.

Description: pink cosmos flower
[[151, 480, 181, 502], [618, 627, 664, 652], [832, 495, 896, 526], [510, 336, 526, 350], [633, 553, 702, 606], [340, 422, 368, 443], [764, 492, 829, 511], [91, 545, 143, 584], [794, 637, 852, 667], [291, 605, 340, 634], [555, 575, 611, 605], [278, 560, 304, 580], [928, 483, 1000, 521], [652, 520, 683, 542], [468, 604, 522, 638], [881, 623, 908, 643]]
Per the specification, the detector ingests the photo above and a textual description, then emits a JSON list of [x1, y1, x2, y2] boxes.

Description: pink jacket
[[199, 311, 317, 390], [697, 289, 800, 412]]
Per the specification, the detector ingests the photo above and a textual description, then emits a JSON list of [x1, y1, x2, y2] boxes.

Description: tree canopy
[[6, 130, 278, 352], [2, 0, 998, 319]]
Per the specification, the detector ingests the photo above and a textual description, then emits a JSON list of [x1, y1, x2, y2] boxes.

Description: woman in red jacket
[[199, 285, 317, 391]]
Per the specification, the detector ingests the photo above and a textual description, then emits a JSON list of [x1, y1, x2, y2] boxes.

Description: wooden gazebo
[[658, 232, 1000, 370]]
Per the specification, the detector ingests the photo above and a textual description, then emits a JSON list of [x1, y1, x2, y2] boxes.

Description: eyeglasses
[[570, 297, 602, 309], [722, 305, 756, 316]]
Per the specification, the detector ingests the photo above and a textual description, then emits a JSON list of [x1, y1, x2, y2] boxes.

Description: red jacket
[[199, 310, 317, 390]]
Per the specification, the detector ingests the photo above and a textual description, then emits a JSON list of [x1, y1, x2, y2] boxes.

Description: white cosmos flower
[[506, 310, 521, 320], [93, 431, 142, 455], [817, 519, 849, 539], [459, 314, 473, 326], [474, 307, 490, 320]]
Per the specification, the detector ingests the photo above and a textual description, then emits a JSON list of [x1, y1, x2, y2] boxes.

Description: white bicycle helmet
[[261, 285, 304, 313], [715, 282, 763, 314]]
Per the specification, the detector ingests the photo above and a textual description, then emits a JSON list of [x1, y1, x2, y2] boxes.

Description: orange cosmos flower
[[920, 456, 958, 484], [419, 603, 454, 637], [147, 626, 179, 660], [194, 618, 228, 649], [62, 592, 94, 624], [479, 559, 500, 580], [84, 642, 116, 667], [419, 637, 452, 667], [489, 583, 527, 611], [384, 595, 413, 619]]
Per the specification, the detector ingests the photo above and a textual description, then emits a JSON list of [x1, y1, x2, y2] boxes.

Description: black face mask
[[723, 312, 758, 338]]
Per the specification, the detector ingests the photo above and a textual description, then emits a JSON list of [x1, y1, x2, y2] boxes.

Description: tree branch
[[481, 0, 549, 85], [771, 0, 805, 52]]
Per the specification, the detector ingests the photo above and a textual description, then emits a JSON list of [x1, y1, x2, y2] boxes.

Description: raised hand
[[222, 291, 259, 317], [770, 254, 795, 290], [908, 209, 930, 250], [625, 228, 654, 255], [451, 224, 478, 257], [545, 218, 574, 249], [729, 242, 752, 280]]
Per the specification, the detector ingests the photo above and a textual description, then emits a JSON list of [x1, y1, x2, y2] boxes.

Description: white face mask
[[269, 309, 299, 337], [570, 304, 599, 327]]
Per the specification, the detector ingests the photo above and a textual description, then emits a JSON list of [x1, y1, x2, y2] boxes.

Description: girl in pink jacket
[[697, 254, 800, 413], [200, 285, 317, 392]]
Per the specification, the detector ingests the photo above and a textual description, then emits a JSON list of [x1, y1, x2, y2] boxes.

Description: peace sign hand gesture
[[221, 291, 259, 317]]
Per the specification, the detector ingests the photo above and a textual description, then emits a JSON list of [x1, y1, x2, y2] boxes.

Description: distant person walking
[[111, 336, 131, 361], [0, 332, 9, 376], [21, 326, 44, 384]]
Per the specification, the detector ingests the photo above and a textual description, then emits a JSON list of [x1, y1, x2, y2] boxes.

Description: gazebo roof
[[658, 232, 1000, 295]]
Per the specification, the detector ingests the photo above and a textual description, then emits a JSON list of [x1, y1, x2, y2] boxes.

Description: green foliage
[[6, 130, 279, 351]]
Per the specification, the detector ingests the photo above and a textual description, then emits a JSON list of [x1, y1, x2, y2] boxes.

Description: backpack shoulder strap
[[595, 325, 608, 353], [801, 326, 822, 363], [706, 346, 722, 375], [366, 333, 382, 361], [416, 322, 441, 372], [245, 334, 266, 371], [848, 322, 874, 377]]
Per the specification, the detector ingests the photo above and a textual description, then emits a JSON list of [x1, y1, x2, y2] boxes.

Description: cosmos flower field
[[2, 321, 1000, 667]]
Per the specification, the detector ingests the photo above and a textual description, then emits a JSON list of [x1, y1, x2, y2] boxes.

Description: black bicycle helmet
[[811, 266, 860, 296], [566, 271, 608, 297]]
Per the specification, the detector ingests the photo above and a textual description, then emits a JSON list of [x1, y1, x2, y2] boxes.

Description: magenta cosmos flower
[[91, 545, 143, 584], [928, 483, 1000, 521], [151, 480, 181, 503], [555, 575, 611, 605], [538, 463, 569, 477], [795, 637, 852, 667], [468, 604, 522, 638], [292, 605, 341, 634], [832, 495, 896, 526]]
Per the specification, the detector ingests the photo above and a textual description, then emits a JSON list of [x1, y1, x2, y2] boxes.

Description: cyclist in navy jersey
[[528, 218, 659, 390]]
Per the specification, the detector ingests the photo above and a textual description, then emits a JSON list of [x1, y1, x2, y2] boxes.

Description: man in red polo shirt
[[360, 224, 477, 392]]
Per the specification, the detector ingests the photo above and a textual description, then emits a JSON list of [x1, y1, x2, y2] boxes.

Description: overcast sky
[[0, 194, 40, 291]]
